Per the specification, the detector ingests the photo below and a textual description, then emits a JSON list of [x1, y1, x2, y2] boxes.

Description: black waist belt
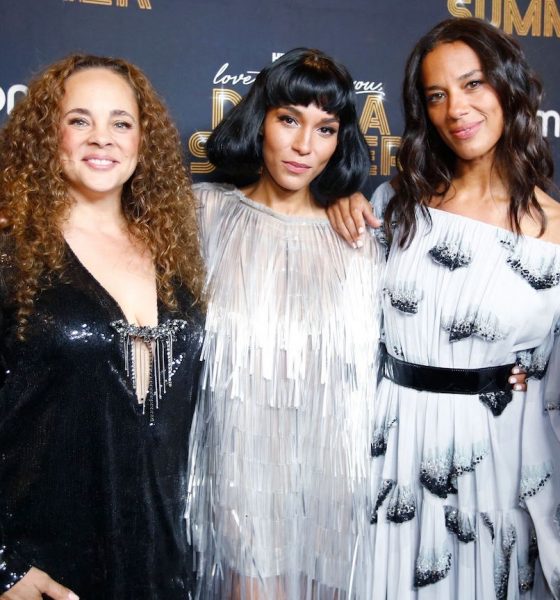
[[382, 348, 514, 395]]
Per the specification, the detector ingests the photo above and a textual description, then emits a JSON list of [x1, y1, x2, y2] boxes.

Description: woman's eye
[[426, 92, 445, 104], [278, 115, 297, 126], [318, 126, 337, 136], [114, 121, 133, 130], [68, 117, 88, 127], [466, 80, 483, 90]]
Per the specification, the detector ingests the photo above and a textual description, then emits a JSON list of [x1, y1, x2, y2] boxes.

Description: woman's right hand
[[0, 567, 78, 600], [325, 191, 381, 248]]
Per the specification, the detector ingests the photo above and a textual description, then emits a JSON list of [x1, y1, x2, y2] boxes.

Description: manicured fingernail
[[513, 384, 523, 391], [358, 226, 365, 234], [356, 239, 364, 248], [512, 366, 521, 374], [352, 242, 357, 249], [508, 376, 517, 384], [68, 593, 80, 600]]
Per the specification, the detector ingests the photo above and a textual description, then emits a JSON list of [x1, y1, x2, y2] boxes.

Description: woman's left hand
[[510, 366, 527, 391]]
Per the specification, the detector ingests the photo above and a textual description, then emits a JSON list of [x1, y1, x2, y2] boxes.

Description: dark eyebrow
[[279, 105, 340, 124], [424, 69, 484, 92], [63, 107, 137, 122]]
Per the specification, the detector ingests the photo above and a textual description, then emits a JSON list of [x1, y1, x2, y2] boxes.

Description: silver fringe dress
[[186, 183, 382, 599]]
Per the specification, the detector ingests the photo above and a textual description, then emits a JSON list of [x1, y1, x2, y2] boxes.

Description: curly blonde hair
[[0, 54, 205, 337]]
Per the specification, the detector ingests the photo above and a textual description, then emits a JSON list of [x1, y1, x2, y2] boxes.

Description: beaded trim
[[111, 319, 188, 423]]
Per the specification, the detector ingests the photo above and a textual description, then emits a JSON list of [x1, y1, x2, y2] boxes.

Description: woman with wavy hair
[[186, 48, 381, 599], [328, 17, 560, 599], [0, 54, 204, 599]]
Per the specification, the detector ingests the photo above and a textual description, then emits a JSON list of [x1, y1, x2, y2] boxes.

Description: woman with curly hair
[[328, 17, 560, 599], [0, 54, 204, 599]]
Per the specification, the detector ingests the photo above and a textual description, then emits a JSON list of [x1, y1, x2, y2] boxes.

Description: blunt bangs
[[264, 63, 354, 119]]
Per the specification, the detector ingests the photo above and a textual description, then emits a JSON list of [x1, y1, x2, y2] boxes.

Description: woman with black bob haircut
[[327, 17, 560, 599], [187, 48, 382, 598], [206, 46, 371, 205]]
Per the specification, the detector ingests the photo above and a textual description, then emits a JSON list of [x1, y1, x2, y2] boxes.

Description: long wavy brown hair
[[386, 17, 554, 247], [0, 54, 205, 337]]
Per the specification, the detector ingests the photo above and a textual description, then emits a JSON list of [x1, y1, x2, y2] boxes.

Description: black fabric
[[0, 244, 203, 599], [382, 346, 514, 395]]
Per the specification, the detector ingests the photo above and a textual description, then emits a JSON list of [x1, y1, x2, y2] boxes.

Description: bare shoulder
[[533, 187, 560, 244]]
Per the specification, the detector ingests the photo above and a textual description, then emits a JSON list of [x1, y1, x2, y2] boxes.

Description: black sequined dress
[[0, 242, 203, 599]]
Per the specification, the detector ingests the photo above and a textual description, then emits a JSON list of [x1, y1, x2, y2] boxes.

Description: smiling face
[[59, 67, 140, 204], [421, 41, 504, 166], [260, 103, 339, 195]]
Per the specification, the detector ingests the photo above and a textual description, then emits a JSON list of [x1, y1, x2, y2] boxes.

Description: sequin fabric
[[383, 285, 423, 314], [414, 548, 452, 587], [442, 310, 508, 343], [494, 524, 517, 600], [479, 389, 513, 416], [386, 484, 416, 523], [519, 463, 553, 506], [186, 184, 381, 599], [0, 239, 203, 598], [429, 241, 472, 271], [444, 507, 477, 543], [368, 182, 560, 599]]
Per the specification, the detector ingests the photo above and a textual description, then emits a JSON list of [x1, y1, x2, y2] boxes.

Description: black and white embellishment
[[519, 463, 552, 506], [111, 319, 188, 423], [518, 529, 539, 593], [506, 255, 560, 290], [516, 348, 549, 380], [371, 418, 397, 457], [420, 446, 487, 498], [384, 285, 423, 315], [479, 390, 513, 417], [498, 232, 518, 253], [494, 523, 517, 600], [481, 512, 495, 541], [387, 485, 416, 523], [420, 451, 456, 499], [429, 241, 472, 271], [414, 548, 452, 587], [442, 311, 508, 343], [444, 506, 477, 543], [370, 479, 395, 524]]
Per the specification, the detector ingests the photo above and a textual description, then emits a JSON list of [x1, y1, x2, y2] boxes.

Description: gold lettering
[[71, 0, 112, 4], [359, 96, 390, 136], [474, 0, 503, 25], [364, 135, 378, 176], [189, 88, 243, 174], [544, 0, 560, 35], [116, 0, 152, 7], [447, 0, 473, 17], [381, 136, 401, 177], [189, 132, 214, 174], [503, 0, 542, 35], [65, 0, 152, 7], [212, 88, 242, 128]]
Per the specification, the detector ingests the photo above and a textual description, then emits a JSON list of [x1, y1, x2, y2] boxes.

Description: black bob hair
[[205, 47, 371, 206]]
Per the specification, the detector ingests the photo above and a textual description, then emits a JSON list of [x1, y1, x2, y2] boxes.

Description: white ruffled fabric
[[370, 182, 560, 599], [186, 183, 382, 599]]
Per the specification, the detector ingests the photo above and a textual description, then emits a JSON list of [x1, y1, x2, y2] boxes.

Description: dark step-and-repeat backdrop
[[1, 0, 559, 194]]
